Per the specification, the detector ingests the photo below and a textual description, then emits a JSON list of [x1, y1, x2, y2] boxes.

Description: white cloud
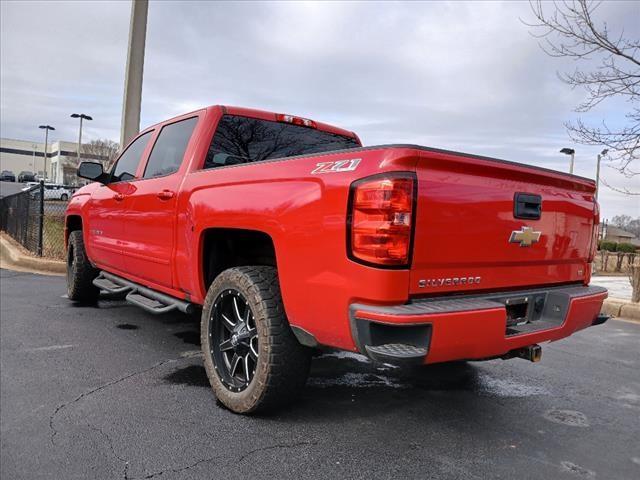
[[1, 0, 637, 217]]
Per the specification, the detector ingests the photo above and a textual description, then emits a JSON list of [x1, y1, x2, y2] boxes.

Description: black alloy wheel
[[201, 266, 311, 414], [209, 289, 259, 391]]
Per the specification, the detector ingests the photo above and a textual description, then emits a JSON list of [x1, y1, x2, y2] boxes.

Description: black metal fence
[[0, 182, 68, 259]]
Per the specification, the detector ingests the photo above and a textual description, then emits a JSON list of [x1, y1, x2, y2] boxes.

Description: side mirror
[[77, 162, 108, 184]]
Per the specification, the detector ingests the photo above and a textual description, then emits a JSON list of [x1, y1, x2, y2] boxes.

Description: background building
[[0, 138, 110, 185], [602, 225, 640, 248]]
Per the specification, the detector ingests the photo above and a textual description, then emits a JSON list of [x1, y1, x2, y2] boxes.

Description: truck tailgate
[[410, 149, 597, 295]]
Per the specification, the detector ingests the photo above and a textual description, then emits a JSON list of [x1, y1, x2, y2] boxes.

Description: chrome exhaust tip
[[503, 344, 542, 363], [517, 344, 542, 362]]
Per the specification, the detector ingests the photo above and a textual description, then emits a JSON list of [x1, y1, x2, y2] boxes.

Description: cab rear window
[[204, 115, 360, 169]]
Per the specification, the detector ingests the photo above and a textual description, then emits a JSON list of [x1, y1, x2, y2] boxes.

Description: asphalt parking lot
[[1, 269, 639, 480], [0, 181, 25, 198]]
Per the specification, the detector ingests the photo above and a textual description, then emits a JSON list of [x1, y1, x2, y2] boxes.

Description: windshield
[[204, 115, 360, 169]]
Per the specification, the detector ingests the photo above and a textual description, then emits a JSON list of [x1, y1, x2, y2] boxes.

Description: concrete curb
[[0, 233, 65, 276], [602, 297, 639, 322]]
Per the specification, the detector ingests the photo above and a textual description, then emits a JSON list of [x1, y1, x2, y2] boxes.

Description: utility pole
[[120, 0, 148, 148], [595, 148, 608, 201], [71, 113, 93, 165]]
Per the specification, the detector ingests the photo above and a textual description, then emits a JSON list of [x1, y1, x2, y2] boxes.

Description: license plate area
[[497, 292, 550, 336], [505, 297, 529, 327]]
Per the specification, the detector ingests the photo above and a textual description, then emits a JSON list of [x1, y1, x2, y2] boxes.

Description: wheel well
[[202, 228, 276, 289], [65, 215, 82, 243]]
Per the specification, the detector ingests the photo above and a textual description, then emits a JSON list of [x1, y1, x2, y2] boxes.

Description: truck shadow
[[90, 300, 544, 419]]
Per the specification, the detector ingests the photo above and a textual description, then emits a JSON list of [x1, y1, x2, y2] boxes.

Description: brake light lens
[[349, 174, 415, 267], [276, 113, 317, 129]]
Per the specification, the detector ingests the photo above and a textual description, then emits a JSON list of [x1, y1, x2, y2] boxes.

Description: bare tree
[[81, 139, 120, 170], [611, 214, 640, 237], [630, 262, 640, 303], [525, 0, 640, 187]]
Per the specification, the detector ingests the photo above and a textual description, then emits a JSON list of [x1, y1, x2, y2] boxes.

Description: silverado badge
[[509, 226, 541, 247]]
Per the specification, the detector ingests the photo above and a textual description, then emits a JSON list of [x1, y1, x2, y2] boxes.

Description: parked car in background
[[0, 170, 16, 182], [22, 182, 71, 201], [45, 184, 71, 201], [18, 171, 36, 183]]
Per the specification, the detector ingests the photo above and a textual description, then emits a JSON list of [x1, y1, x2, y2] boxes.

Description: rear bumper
[[350, 284, 608, 364]]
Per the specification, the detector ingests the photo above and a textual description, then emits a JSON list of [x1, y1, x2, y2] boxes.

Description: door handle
[[157, 190, 175, 200], [113, 193, 125, 201]]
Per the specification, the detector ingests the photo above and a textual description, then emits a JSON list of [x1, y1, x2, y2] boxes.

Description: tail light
[[588, 200, 600, 262], [348, 173, 416, 267]]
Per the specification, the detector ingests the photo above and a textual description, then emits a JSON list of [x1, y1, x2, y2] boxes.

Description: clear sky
[[1, 0, 638, 218]]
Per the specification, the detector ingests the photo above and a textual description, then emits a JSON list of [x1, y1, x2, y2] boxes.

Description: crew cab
[[65, 105, 608, 414]]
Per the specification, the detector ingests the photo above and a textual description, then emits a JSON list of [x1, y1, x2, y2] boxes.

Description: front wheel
[[201, 266, 311, 414], [66, 230, 99, 302], [60, 193, 68, 201]]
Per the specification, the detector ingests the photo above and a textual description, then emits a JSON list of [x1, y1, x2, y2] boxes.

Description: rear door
[[119, 115, 199, 288], [409, 150, 597, 295]]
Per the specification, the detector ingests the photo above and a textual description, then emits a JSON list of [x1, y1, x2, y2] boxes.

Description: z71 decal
[[311, 158, 361, 174]]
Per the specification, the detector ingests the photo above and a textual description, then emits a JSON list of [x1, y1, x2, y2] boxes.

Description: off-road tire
[[66, 230, 99, 302], [201, 266, 311, 414]]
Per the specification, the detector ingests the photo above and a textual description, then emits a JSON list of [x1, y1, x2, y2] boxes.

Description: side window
[[143, 117, 198, 179], [111, 131, 152, 182]]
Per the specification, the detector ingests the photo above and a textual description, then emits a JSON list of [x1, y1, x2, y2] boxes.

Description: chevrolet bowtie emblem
[[509, 226, 541, 247]]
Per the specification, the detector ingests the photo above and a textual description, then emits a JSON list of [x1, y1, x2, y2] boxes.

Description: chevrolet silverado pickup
[[65, 105, 608, 414]]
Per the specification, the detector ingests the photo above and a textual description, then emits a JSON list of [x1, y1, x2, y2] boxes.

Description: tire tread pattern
[[201, 266, 311, 414], [67, 230, 99, 302]]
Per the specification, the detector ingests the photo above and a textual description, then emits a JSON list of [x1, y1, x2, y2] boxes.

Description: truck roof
[[141, 105, 360, 144], [220, 106, 359, 141]]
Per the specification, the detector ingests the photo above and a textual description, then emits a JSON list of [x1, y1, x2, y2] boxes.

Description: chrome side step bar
[[92, 271, 194, 315]]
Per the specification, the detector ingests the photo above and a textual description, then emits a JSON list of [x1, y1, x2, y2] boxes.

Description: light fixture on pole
[[70, 113, 93, 165], [595, 148, 608, 201], [38, 125, 55, 180], [560, 148, 576, 174]]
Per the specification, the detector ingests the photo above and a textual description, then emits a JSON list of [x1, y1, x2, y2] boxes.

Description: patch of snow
[[308, 372, 406, 389], [319, 351, 370, 363], [478, 374, 549, 397], [23, 344, 75, 352]]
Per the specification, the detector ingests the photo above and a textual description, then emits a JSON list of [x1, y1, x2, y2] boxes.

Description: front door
[[85, 131, 154, 273], [120, 116, 199, 288], [86, 183, 126, 271]]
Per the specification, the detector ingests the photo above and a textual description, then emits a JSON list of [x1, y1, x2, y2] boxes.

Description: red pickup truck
[[65, 105, 608, 414]]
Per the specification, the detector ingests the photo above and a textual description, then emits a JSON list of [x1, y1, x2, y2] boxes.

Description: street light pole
[[120, 0, 148, 147], [560, 148, 576, 174], [71, 113, 93, 165], [570, 151, 575, 174], [31, 144, 37, 170], [39, 125, 55, 180], [595, 148, 608, 201]]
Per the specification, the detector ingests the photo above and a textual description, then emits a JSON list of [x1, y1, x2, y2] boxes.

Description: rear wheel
[[201, 266, 311, 414], [60, 193, 68, 201], [66, 230, 99, 302]]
